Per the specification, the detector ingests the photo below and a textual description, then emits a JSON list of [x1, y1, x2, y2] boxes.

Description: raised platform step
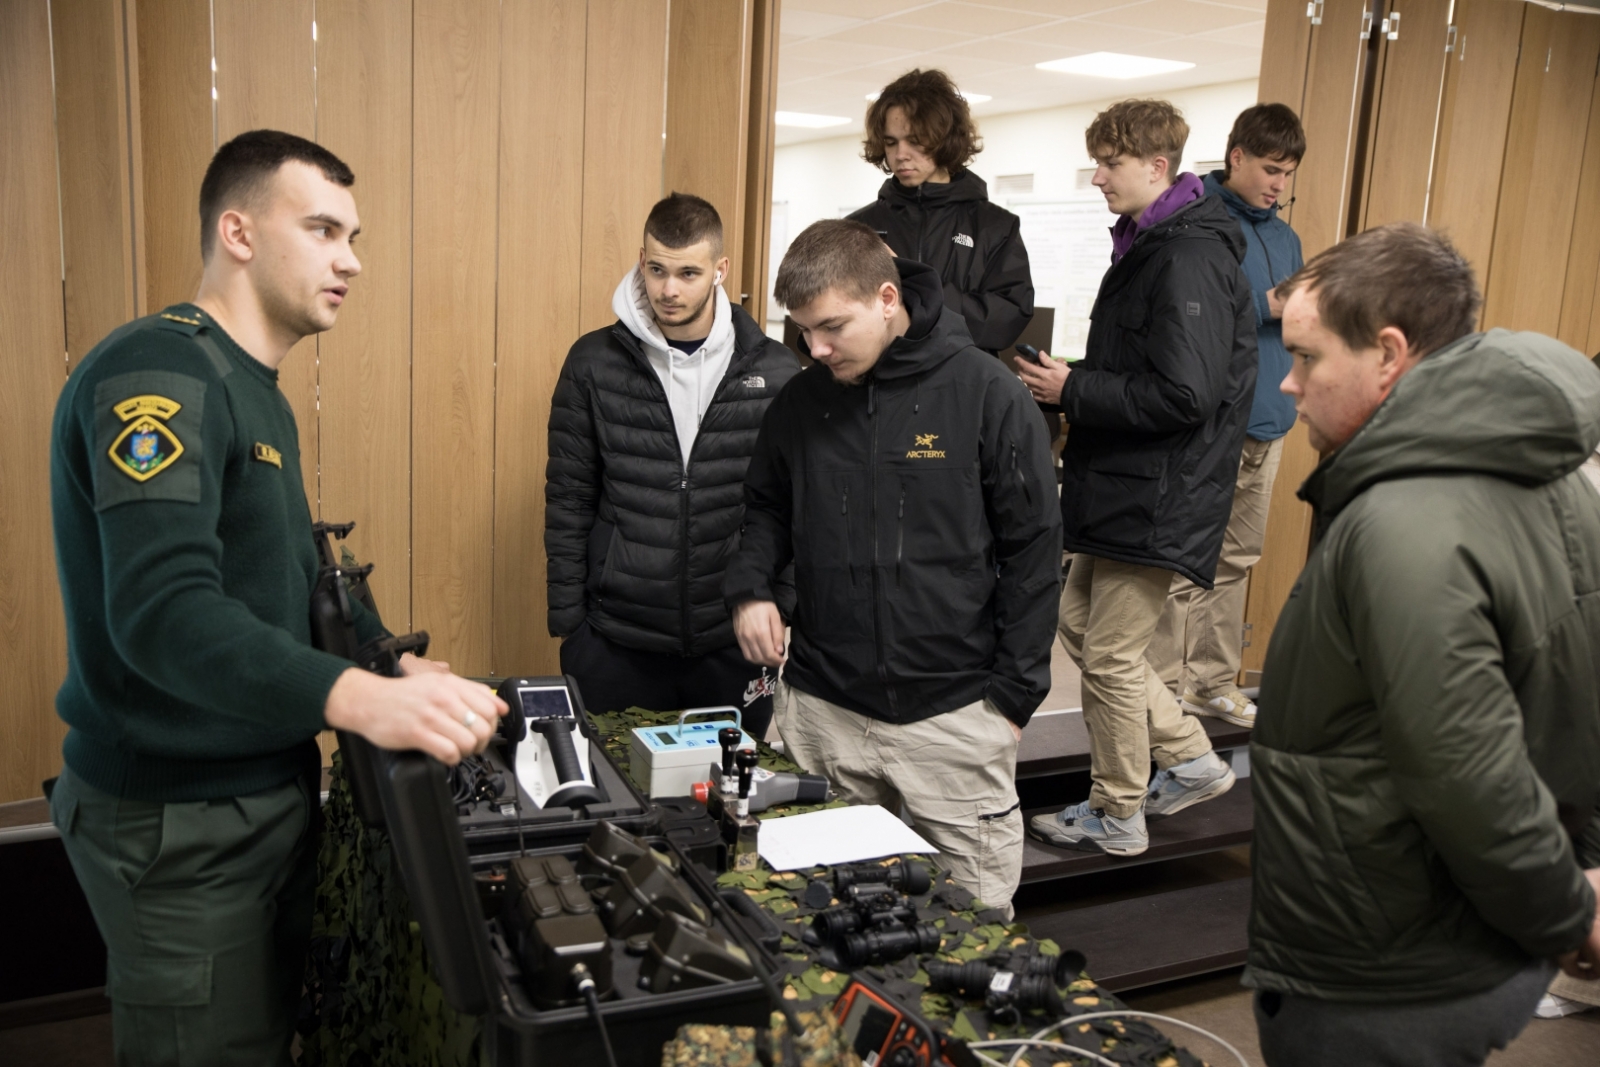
[[1020, 779, 1253, 885], [1018, 713, 1252, 779], [1028, 877, 1252, 993]]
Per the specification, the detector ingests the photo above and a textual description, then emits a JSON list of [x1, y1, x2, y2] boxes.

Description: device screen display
[[516, 685, 573, 720], [843, 992, 896, 1058]]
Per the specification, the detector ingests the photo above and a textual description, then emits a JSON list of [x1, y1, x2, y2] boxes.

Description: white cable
[[969, 1037, 1120, 1067], [1005, 1011, 1251, 1067]]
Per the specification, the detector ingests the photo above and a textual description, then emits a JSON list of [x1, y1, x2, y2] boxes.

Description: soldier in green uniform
[[48, 130, 506, 1066]]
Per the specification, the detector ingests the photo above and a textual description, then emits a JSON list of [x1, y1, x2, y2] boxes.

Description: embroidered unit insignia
[[160, 312, 202, 326], [253, 442, 283, 468], [109, 394, 184, 482]]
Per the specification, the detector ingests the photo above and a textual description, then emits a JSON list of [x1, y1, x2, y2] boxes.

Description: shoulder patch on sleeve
[[92, 370, 208, 510]]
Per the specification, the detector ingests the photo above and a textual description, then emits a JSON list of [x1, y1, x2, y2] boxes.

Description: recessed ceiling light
[[1036, 52, 1196, 79], [865, 91, 991, 104], [774, 111, 852, 128]]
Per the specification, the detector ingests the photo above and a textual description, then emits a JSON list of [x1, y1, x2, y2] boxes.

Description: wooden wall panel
[[493, 0, 588, 677], [1425, 0, 1523, 296], [1257, 0, 1313, 109], [741, 0, 781, 323], [1240, 424, 1318, 681], [1559, 79, 1600, 355], [134, 0, 211, 310], [213, 0, 320, 511], [666, 0, 754, 300], [579, 0, 670, 333], [411, 0, 500, 675], [0, 0, 71, 802], [1289, 0, 1372, 258], [53, 0, 142, 369], [317, 0, 414, 629], [1359, 0, 1451, 230], [1482, 10, 1600, 335]]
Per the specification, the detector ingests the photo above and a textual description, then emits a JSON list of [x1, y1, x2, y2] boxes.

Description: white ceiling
[[776, 0, 1266, 145]]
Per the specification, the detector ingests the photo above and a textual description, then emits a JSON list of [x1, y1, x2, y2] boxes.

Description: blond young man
[[1018, 100, 1257, 856]]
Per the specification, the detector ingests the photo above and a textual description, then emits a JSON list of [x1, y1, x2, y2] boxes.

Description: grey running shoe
[[1029, 800, 1148, 856], [1145, 751, 1236, 817]]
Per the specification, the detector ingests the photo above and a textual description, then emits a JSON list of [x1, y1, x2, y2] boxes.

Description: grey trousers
[[1254, 960, 1557, 1067]]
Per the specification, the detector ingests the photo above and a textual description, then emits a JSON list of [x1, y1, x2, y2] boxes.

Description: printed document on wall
[[1009, 199, 1115, 361]]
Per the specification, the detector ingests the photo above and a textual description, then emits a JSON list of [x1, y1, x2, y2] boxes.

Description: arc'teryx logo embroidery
[[109, 394, 185, 482], [907, 433, 945, 459]]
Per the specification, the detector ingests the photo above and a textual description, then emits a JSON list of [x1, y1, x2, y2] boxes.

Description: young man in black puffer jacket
[[545, 194, 800, 737], [848, 69, 1034, 355], [1019, 99, 1257, 858]]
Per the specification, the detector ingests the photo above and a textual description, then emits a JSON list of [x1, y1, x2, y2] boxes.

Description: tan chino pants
[[1059, 554, 1213, 818], [774, 680, 1025, 916], [1147, 435, 1283, 698]]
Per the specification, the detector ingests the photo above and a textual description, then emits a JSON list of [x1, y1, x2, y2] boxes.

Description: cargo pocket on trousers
[[108, 953, 213, 1007]]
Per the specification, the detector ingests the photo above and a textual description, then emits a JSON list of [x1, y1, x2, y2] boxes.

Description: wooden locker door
[[1558, 74, 1600, 355], [1358, 0, 1453, 230], [1289, 0, 1377, 258], [1425, 0, 1525, 299], [1258, 0, 1315, 106], [1482, 8, 1600, 335]]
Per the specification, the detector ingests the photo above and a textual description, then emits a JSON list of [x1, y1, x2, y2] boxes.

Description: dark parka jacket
[[849, 170, 1035, 354], [545, 305, 800, 655], [1058, 194, 1258, 587], [723, 260, 1061, 728], [1248, 330, 1600, 1003]]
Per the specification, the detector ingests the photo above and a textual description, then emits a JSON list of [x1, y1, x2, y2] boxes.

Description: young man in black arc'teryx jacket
[[725, 219, 1061, 916], [545, 194, 800, 738], [1020, 99, 1257, 860], [848, 68, 1034, 354]]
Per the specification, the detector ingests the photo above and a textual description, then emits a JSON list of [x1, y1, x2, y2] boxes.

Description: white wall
[[768, 78, 1260, 340]]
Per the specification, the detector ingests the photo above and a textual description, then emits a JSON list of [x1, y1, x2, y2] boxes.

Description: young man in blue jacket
[[1146, 104, 1305, 729]]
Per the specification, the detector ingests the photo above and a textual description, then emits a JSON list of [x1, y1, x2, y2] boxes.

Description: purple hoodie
[[1110, 172, 1204, 263]]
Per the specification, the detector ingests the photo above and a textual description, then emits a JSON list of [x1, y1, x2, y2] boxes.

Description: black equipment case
[[344, 674, 658, 854], [368, 740, 771, 1066]]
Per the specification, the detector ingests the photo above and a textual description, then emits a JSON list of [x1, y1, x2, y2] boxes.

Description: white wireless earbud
[[715, 271, 724, 284]]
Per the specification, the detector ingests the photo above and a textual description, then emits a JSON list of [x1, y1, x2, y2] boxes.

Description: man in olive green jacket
[[1249, 223, 1600, 1066]]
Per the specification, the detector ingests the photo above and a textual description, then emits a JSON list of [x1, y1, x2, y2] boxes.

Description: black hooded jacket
[[849, 171, 1035, 354], [1058, 194, 1257, 588], [724, 260, 1061, 728], [545, 304, 801, 655]]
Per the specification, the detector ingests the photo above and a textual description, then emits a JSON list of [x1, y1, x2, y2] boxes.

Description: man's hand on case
[[733, 599, 787, 668], [398, 652, 450, 675], [325, 668, 507, 766]]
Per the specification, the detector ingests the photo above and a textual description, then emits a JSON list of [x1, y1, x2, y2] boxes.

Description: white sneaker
[[1145, 751, 1236, 817], [1029, 800, 1148, 856], [1182, 689, 1256, 728]]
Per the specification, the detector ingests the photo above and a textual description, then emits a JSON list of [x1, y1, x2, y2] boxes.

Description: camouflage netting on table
[[298, 750, 481, 1067], [597, 708, 1207, 1067]]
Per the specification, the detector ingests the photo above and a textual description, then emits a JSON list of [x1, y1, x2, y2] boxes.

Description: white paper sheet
[[756, 804, 935, 871]]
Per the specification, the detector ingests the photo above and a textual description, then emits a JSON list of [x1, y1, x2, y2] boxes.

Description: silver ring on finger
[[462, 710, 478, 729]]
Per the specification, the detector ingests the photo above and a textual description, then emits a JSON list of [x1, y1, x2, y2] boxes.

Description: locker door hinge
[[1242, 622, 1254, 650], [1382, 11, 1400, 39], [1445, 24, 1457, 54], [1307, 0, 1324, 25], [1360, 7, 1375, 37]]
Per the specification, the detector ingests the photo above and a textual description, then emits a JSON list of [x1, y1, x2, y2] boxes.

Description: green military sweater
[[51, 303, 380, 802]]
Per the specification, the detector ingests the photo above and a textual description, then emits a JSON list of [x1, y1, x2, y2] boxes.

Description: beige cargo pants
[[1147, 435, 1283, 697], [774, 680, 1024, 917], [1059, 554, 1214, 819]]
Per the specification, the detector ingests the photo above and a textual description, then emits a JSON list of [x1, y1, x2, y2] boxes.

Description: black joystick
[[718, 727, 742, 792], [735, 748, 759, 818]]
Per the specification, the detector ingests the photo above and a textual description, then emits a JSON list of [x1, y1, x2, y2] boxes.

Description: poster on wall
[[1007, 199, 1115, 361]]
